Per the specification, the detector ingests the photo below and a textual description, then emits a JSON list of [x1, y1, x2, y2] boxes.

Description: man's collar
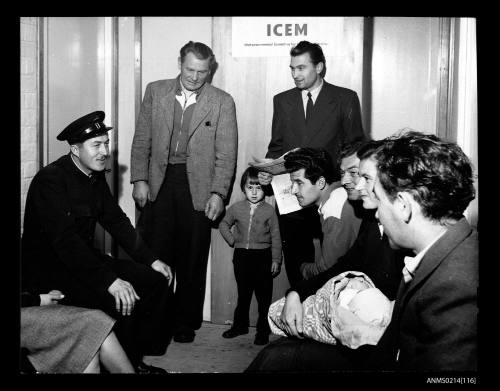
[[317, 181, 341, 211], [404, 229, 447, 278], [176, 75, 205, 97], [70, 153, 92, 177], [302, 78, 324, 98]]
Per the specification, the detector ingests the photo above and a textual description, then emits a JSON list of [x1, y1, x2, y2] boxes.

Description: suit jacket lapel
[[395, 218, 473, 316], [304, 82, 339, 145], [159, 84, 177, 146], [188, 86, 211, 137], [288, 89, 307, 144]]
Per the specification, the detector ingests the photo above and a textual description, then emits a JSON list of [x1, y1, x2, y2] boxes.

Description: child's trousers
[[232, 248, 273, 336]]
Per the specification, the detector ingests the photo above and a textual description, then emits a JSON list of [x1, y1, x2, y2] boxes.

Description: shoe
[[135, 362, 168, 374], [254, 334, 269, 345], [222, 327, 249, 339], [173, 330, 195, 343]]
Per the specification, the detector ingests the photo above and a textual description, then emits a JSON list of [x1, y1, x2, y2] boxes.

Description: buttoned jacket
[[266, 81, 365, 176], [21, 154, 157, 296]]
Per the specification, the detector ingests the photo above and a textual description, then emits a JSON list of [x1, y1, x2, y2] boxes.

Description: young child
[[219, 166, 282, 345]]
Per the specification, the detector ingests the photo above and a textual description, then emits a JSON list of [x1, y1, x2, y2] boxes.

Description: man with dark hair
[[247, 140, 407, 372], [131, 41, 238, 343], [259, 40, 366, 287], [371, 131, 477, 370], [21, 111, 173, 373], [283, 148, 362, 279], [289, 41, 327, 78]]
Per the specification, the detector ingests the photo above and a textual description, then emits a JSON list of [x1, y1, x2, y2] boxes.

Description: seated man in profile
[[284, 147, 363, 280], [369, 130, 477, 371]]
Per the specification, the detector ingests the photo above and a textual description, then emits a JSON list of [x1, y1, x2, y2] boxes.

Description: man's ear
[[316, 176, 326, 190], [70, 144, 79, 157], [397, 192, 413, 224], [178, 57, 182, 71], [316, 62, 324, 76]]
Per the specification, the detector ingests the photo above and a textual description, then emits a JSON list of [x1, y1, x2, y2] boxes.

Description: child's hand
[[271, 261, 281, 277]]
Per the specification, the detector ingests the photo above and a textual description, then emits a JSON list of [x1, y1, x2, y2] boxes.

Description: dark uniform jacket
[[21, 154, 157, 296]]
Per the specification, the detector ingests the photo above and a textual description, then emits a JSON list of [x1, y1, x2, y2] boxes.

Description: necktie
[[306, 91, 313, 122]]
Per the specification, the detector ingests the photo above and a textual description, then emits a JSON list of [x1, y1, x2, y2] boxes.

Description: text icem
[[267, 24, 307, 37]]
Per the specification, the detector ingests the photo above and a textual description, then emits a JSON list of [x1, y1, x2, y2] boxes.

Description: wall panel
[[371, 17, 440, 139]]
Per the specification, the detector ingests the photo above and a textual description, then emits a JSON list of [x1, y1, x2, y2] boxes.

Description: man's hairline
[[290, 167, 326, 185]]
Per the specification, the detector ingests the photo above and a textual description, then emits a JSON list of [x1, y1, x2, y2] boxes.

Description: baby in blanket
[[268, 271, 394, 349]]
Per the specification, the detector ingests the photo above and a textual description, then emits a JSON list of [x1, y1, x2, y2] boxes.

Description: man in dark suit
[[21, 111, 173, 374], [371, 131, 478, 371], [131, 41, 238, 343], [259, 41, 366, 287]]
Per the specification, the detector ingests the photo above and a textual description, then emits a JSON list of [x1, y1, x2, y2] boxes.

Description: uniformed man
[[21, 111, 173, 374]]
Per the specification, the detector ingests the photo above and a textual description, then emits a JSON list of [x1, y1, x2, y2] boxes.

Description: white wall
[[455, 18, 478, 228], [117, 17, 137, 228], [44, 17, 107, 165], [371, 17, 440, 139], [20, 17, 39, 233], [142, 17, 213, 95]]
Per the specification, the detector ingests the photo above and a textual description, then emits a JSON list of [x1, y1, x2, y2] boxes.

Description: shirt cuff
[[211, 191, 225, 200]]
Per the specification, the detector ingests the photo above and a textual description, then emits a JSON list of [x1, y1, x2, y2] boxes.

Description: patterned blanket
[[268, 271, 393, 349]]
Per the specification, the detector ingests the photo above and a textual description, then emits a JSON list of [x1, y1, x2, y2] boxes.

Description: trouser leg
[[245, 337, 368, 372], [166, 164, 211, 333], [136, 177, 176, 266], [253, 248, 273, 336], [108, 257, 171, 356], [59, 257, 170, 365], [231, 249, 254, 330], [278, 206, 321, 287], [57, 271, 139, 365], [136, 164, 211, 334]]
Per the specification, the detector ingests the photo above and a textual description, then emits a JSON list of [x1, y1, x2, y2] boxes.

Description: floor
[[143, 322, 280, 373]]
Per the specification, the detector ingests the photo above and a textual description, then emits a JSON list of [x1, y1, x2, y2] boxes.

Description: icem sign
[[267, 24, 308, 36], [232, 17, 343, 58]]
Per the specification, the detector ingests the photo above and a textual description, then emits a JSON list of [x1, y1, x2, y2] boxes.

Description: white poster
[[232, 17, 344, 58]]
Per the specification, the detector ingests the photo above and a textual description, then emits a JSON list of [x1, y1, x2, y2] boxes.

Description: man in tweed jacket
[[131, 41, 238, 343]]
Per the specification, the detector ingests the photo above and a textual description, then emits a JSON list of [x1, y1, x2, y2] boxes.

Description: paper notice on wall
[[231, 17, 344, 58], [271, 173, 302, 215]]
